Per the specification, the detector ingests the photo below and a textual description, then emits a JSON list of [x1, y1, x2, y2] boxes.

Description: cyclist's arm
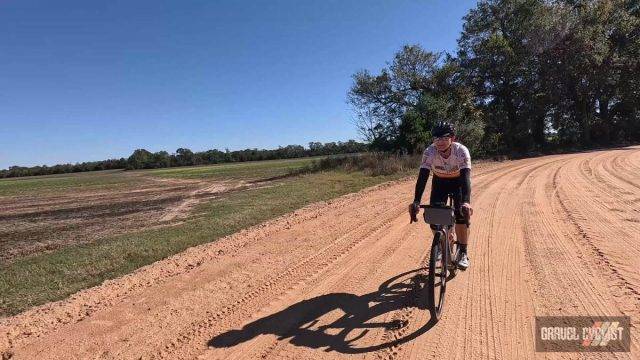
[[413, 167, 430, 204], [460, 168, 471, 203]]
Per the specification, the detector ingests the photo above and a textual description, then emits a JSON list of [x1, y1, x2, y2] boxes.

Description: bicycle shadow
[[209, 268, 440, 354]]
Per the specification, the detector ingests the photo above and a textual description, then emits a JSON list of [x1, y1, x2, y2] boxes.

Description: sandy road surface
[[1, 147, 639, 359]]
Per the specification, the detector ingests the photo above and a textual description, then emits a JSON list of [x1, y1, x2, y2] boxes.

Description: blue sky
[[0, 0, 478, 169]]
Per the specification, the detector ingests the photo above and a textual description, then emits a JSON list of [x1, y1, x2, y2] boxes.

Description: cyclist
[[409, 121, 473, 269]]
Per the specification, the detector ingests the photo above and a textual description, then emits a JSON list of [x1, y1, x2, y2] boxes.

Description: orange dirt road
[[1, 147, 639, 359]]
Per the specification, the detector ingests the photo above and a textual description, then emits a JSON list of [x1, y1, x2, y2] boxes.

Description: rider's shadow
[[209, 269, 438, 354]]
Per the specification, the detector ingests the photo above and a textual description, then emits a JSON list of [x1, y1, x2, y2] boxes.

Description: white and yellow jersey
[[419, 142, 471, 179]]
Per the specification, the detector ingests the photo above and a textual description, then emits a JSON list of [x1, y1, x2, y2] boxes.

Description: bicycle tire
[[427, 231, 448, 321]]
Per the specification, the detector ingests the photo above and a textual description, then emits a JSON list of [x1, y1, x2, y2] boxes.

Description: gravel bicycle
[[420, 195, 459, 321]]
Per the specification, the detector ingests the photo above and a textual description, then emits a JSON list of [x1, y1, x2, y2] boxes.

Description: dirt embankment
[[1, 147, 639, 359]]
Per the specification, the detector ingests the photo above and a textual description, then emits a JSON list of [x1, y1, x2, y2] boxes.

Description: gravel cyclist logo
[[535, 316, 630, 352], [581, 320, 624, 347]]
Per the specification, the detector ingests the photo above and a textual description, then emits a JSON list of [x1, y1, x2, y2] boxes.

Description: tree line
[[1, 140, 367, 178], [348, 0, 639, 157]]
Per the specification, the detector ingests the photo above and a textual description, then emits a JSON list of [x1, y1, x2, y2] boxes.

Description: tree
[[151, 151, 171, 168], [175, 148, 195, 166], [458, 0, 640, 152], [348, 45, 441, 150], [458, 0, 555, 154], [127, 149, 153, 169], [349, 46, 484, 153]]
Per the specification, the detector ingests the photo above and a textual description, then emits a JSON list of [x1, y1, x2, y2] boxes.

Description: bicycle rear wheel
[[427, 231, 448, 321]]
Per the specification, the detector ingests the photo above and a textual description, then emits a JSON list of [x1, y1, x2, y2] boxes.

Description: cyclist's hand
[[461, 202, 473, 217], [409, 202, 420, 223]]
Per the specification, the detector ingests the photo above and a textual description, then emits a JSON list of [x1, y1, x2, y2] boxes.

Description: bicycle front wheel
[[427, 231, 448, 321]]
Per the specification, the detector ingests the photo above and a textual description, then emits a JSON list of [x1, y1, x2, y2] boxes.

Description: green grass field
[[0, 169, 141, 197], [0, 157, 412, 317], [0, 157, 321, 197], [147, 156, 321, 180]]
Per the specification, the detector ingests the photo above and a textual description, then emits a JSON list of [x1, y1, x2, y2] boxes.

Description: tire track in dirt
[[551, 152, 640, 356], [154, 203, 408, 359], [366, 158, 548, 360], [586, 150, 640, 206], [575, 155, 640, 234], [521, 156, 633, 360], [562, 153, 640, 263], [296, 160, 535, 359], [217, 211, 425, 360], [378, 157, 565, 360], [446, 155, 556, 360], [620, 147, 640, 174], [600, 148, 640, 192]]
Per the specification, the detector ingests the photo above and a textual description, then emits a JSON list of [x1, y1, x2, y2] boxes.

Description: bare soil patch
[[0, 175, 249, 263]]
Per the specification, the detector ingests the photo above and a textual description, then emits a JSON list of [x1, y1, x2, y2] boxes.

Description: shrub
[[296, 153, 421, 176]]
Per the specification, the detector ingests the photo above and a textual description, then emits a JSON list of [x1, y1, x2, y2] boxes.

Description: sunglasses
[[433, 135, 452, 142]]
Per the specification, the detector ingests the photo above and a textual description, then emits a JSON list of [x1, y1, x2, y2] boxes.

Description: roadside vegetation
[[297, 153, 421, 177]]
